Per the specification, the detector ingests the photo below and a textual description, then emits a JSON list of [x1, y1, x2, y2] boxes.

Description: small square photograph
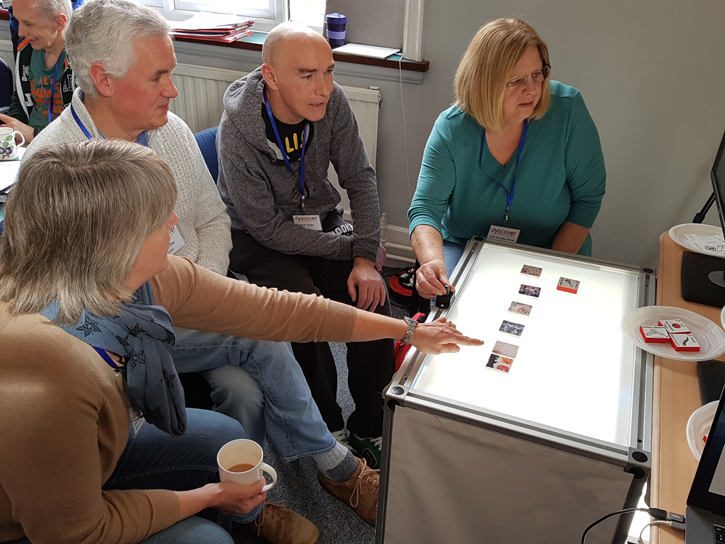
[[518, 284, 541, 298], [486, 354, 514, 373], [557, 277, 580, 294], [499, 320, 525, 337], [639, 325, 670, 343], [670, 333, 700, 352], [520, 264, 542, 277], [508, 301, 532, 317], [658, 319, 691, 334], [492, 341, 519, 358]]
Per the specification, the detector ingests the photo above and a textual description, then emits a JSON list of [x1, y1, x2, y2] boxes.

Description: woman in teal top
[[408, 18, 606, 299]]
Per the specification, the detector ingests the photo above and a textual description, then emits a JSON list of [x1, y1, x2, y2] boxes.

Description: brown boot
[[241, 501, 320, 544], [318, 456, 379, 525]]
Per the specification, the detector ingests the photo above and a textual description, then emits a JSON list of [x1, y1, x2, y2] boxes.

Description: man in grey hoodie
[[217, 23, 394, 469]]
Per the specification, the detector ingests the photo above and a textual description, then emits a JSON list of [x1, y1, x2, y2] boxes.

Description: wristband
[[402, 316, 417, 345]]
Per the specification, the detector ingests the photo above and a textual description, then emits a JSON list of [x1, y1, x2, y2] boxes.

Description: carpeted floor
[[233, 273, 412, 544]]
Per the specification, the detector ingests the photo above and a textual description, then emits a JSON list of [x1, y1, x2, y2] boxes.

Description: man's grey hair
[[35, 0, 72, 22], [66, 0, 170, 101], [0, 139, 177, 325]]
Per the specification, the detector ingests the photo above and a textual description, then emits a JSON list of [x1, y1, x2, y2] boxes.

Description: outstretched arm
[[350, 311, 482, 354]]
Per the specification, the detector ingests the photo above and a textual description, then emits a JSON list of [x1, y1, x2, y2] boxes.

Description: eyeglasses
[[505, 63, 551, 91]]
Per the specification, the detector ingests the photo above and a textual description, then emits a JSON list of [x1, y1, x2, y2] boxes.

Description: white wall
[[360, 0, 725, 270]]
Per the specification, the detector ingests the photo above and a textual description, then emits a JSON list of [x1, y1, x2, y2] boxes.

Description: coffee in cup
[[217, 439, 277, 491]]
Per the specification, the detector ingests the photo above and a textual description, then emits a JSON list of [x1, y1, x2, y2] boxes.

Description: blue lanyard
[[480, 119, 528, 224], [93, 346, 123, 369], [71, 103, 93, 138], [44, 53, 61, 124], [71, 103, 149, 147], [263, 87, 308, 210]]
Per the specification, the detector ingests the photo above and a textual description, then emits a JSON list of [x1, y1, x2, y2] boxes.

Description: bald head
[[262, 22, 330, 66], [260, 23, 335, 124]]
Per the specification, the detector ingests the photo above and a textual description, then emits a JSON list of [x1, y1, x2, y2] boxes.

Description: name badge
[[168, 225, 185, 255], [293, 214, 322, 231], [129, 407, 145, 436], [487, 224, 521, 243]]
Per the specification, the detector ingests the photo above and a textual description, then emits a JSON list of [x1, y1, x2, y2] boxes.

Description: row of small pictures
[[486, 265, 539, 373], [487, 264, 582, 374]]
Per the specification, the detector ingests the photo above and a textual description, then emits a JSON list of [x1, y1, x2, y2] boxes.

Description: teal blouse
[[408, 81, 606, 256]]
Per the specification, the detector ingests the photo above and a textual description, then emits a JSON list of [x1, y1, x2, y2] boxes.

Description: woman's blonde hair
[[454, 18, 551, 133], [0, 139, 177, 325]]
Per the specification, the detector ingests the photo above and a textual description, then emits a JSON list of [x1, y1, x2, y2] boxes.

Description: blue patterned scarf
[[41, 282, 187, 436]]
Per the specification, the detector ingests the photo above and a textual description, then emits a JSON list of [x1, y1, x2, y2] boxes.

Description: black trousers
[[229, 229, 394, 438]]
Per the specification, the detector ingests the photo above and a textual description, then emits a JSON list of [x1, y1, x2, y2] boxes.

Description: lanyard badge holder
[[264, 87, 322, 231], [264, 88, 308, 211], [483, 119, 528, 244]]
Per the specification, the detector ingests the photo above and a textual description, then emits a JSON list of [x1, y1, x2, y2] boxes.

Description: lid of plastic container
[[326, 12, 347, 24]]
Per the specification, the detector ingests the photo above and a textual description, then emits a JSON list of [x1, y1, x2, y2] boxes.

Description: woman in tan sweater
[[0, 140, 481, 544]]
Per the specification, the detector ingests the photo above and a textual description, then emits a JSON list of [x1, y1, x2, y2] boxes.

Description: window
[[136, 0, 326, 32], [135, 0, 424, 61]]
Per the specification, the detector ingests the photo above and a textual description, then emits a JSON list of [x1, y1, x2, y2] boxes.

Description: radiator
[[170, 63, 381, 212]]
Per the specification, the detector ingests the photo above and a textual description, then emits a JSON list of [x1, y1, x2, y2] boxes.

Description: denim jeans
[[442, 241, 466, 278], [4, 518, 235, 544], [105, 407, 266, 527], [5, 409, 252, 543], [172, 328, 336, 461]]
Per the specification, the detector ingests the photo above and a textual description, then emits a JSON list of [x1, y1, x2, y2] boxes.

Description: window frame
[[137, 0, 287, 32], [136, 0, 424, 60], [174, 0, 285, 31]]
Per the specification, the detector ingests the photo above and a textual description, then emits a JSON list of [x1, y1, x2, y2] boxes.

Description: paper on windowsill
[[167, 12, 251, 31], [332, 43, 400, 59]]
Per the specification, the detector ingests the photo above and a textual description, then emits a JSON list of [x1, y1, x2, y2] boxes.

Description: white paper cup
[[217, 439, 277, 492], [0, 126, 24, 160]]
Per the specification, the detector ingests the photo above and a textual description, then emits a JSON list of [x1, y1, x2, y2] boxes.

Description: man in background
[[0, 0, 75, 144]]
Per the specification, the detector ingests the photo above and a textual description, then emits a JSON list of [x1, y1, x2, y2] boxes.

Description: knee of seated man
[[185, 408, 247, 447], [202, 364, 265, 413]]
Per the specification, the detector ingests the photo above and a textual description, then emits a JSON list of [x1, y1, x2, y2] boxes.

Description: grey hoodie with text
[[217, 68, 381, 262]]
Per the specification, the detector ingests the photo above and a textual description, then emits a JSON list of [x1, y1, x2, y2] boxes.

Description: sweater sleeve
[[327, 87, 381, 262], [6, 90, 28, 124], [152, 256, 357, 342], [408, 113, 457, 237], [563, 91, 606, 228], [0, 338, 180, 544], [170, 119, 232, 276], [217, 116, 355, 261]]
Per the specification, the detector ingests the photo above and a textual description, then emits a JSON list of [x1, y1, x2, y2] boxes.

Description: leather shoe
[[241, 501, 320, 544], [318, 456, 379, 525]]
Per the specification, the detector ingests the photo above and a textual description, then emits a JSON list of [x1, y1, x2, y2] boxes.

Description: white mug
[[217, 439, 277, 492], [0, 126, 24, 160]]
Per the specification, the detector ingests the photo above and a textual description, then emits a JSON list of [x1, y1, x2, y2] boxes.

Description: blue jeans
[[443, 241, 466, 278], [105, 408, 262, 527], [172, 328, 336, 460], [6, 410, 251, 543], [4, 517, 234, 544]]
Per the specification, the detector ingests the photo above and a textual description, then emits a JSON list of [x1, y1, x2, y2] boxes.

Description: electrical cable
[[637, 520, 669, 544], [581, 507, 647, 543], [581, 507, 685, 544]]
